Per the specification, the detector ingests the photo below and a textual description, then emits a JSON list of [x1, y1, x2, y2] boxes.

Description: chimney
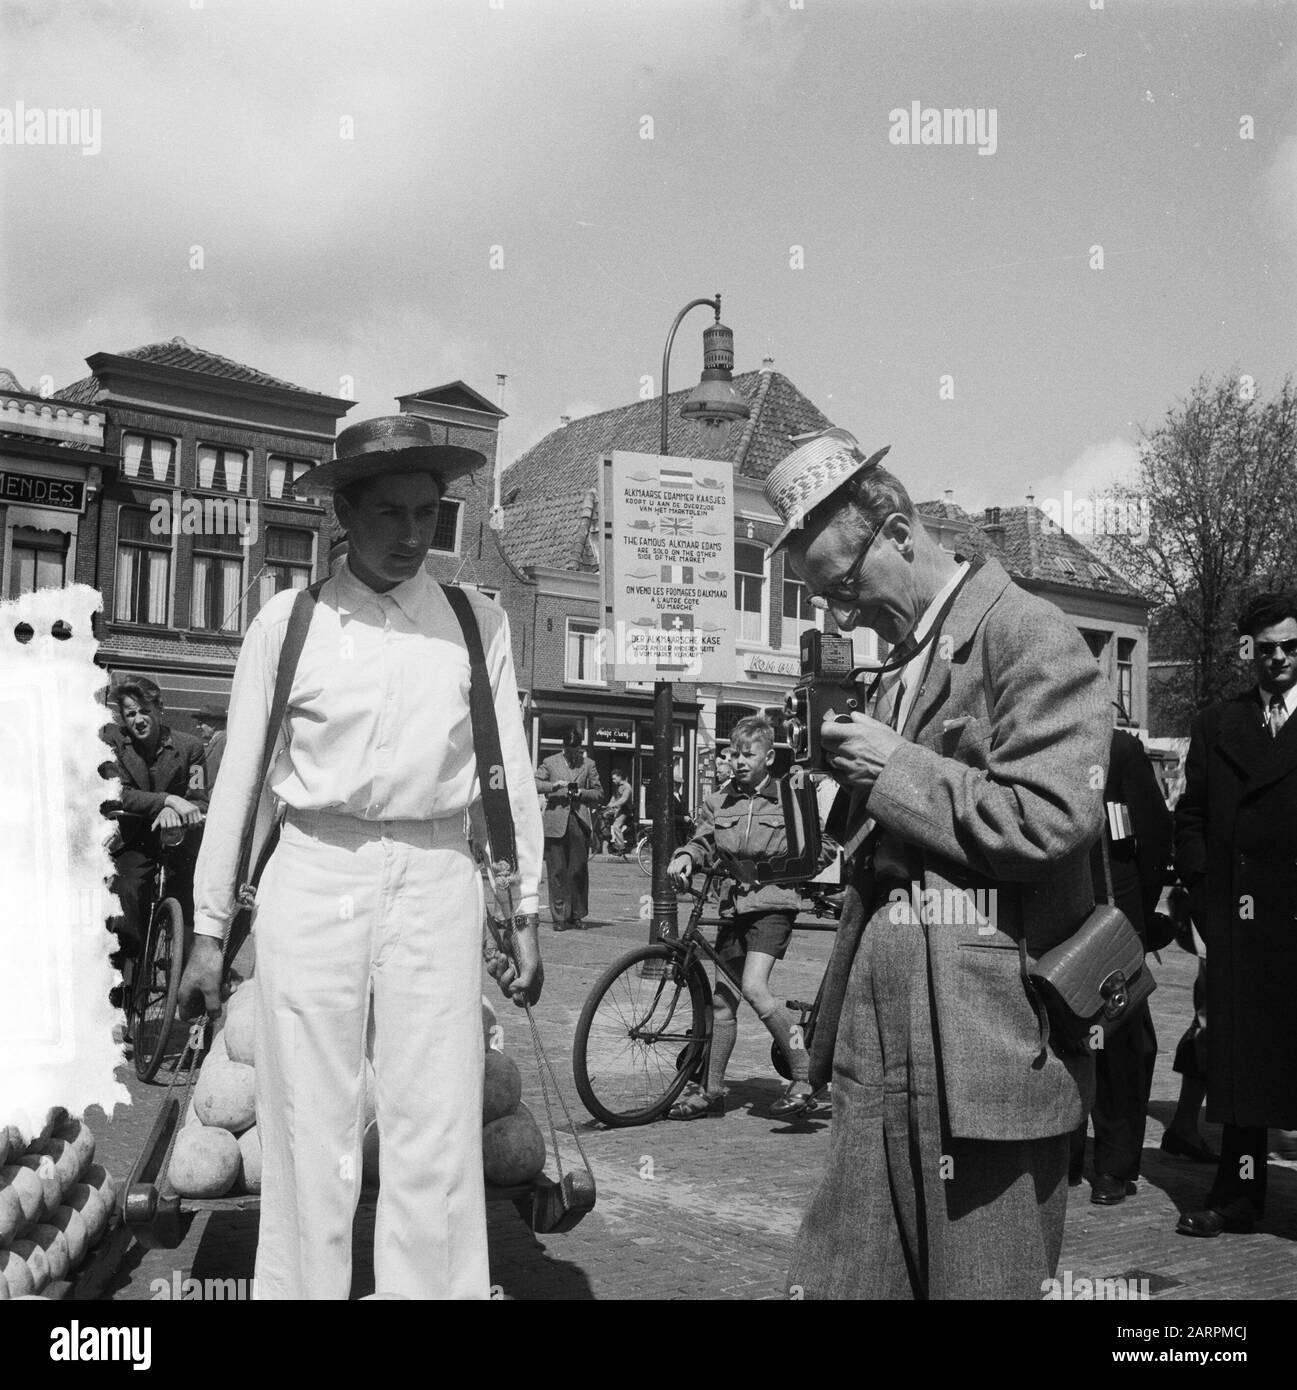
[[1025, 485, 1035, 504], [760, 356, 775, 372], [560, 415, 571, 427], [944, 488, 954, 505]]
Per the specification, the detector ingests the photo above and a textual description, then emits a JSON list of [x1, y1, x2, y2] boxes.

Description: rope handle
[[154, 1017, 209, 1197], [481, 859, 593, 1195]]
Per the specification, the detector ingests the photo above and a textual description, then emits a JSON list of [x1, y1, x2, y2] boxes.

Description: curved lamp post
[[649, 294, 750, 950]]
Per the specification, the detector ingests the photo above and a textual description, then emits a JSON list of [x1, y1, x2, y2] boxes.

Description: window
[[430, 498, 463, 554], [1088, 562, 1109, 580], [114, 506, 171, 624], [1116, 638, 1135, 723], [121, 433, 176, 485], [566, 618, 605, 685], [196, 444, 247, 493], [259, 526, 314, 608], [7, 527, 69, 598], [781, 575, 821, 648], [267, 454, 314, 499], [1080, 629, 1110, 663], [1055, 555, 1078, 578], [191, 530, 244, 632], [735, 541, 765, 644], [715, 703, 760, 747]]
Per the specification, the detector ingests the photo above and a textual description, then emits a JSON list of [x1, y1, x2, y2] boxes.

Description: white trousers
[[251, 810, 488, 1300]]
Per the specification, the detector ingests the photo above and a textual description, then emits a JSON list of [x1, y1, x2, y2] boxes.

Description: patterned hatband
[[763, 429, 891, 554]]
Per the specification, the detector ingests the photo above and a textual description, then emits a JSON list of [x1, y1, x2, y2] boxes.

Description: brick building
[[52, 338, 353, 718], [0, 369, 110, 603]]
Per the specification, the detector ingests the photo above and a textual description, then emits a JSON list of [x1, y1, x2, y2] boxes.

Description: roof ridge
[[110, 338, 311, 393], [732, 368, 776, 473]]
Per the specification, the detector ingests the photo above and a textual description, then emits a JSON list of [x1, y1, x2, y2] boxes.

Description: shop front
[[529, 692, 699, 827]]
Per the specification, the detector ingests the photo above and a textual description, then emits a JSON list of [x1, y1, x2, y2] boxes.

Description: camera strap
[[858, 554, 983, 709]]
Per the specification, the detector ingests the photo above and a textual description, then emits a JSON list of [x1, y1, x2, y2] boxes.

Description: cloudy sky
[[2, 0, 1294, 513]]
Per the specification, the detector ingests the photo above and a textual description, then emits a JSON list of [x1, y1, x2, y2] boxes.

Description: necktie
[[1267, 694, 1287, 738]]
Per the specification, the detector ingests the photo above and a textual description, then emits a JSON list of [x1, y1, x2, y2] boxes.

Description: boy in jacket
[[668, 715, 813, 1119]]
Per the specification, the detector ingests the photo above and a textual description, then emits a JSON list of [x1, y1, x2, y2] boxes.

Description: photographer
[[536, 728, 604, 930], [768, 427, 1109, 1299]]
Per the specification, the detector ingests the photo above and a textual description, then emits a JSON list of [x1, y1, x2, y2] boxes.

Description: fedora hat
[[763, 428, 891, 554], [294, 414, 486, 495], [193, 706, 228, 724]]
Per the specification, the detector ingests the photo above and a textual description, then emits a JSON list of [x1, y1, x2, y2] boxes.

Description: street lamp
[[649, 294, 750, 950]]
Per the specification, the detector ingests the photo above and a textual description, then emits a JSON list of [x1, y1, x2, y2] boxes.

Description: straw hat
[[294, 414, 485, 494], [763, 427, 890, 554]]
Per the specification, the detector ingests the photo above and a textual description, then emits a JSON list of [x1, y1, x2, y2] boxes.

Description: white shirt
[[878, 561, 971, 736], [1259, 684, 1297, 725], [841, 561, 971, 859], [193, 560, 543, 936]]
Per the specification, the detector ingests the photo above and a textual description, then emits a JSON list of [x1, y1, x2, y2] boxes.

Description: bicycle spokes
[[574, 947, 709, 1125]]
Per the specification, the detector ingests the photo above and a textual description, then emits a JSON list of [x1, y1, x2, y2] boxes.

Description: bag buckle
[[1100, 970, 1129, 1020]]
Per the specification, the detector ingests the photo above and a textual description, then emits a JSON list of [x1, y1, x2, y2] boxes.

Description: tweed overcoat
[[843, 557, 1110, 1141]]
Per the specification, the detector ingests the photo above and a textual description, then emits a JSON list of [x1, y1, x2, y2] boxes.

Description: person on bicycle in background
[[605, 770, 634, 855], [667, 715, 814, 1120], [101, 675, 207, 1016]]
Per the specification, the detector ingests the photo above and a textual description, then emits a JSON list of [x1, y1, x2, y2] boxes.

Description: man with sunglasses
[[765, 429, 1110, 1299], [1174, 591, 1297, 1238]]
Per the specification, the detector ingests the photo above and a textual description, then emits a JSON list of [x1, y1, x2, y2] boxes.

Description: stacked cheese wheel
[[0, 1108, 117, 1299], [170, 983, 264, 1199], [361, 996, 548, 1191]]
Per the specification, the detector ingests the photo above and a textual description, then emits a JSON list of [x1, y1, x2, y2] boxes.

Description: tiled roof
[[0, 368, 24, 392], [501, 369, 835, 571], [917, 500, 1144, 600], [58, 336, 322, 400]]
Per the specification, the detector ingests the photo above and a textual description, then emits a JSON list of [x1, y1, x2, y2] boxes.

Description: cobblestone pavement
[[86, 858, 1297, 1301]]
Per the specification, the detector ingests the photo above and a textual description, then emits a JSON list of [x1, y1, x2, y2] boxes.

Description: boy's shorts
[[716, 909, 797, 969]]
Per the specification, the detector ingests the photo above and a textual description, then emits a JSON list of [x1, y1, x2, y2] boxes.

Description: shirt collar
[[333, 556, 432, 623], [1260, 684, 1297, 718], [910, 561, 969, 652], [726, 774, 777, 803]]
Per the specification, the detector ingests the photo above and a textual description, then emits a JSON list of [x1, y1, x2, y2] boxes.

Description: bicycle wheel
[[573, 944, 710, 1126], [134, 897, 185, 1083], [636, 835, 652, 875]]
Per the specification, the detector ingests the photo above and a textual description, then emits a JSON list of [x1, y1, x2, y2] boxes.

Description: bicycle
[[115, 816, 201, 1083], [634, 811, 698, 875], [571, 854, 841, 1126]]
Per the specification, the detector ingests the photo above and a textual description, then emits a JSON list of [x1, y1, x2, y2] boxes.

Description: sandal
[[769, 1080, 814, 1119], [668, 1083, 725, 1120]]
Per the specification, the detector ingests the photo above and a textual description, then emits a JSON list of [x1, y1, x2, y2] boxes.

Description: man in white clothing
[[179, 414, 544, 1300]]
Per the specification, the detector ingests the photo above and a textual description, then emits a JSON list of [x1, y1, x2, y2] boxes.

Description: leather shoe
[[1161, 1132, 1219, 1163], [1175, 1207, 1255, 1237], [1090, 1173, 1137, 1205]]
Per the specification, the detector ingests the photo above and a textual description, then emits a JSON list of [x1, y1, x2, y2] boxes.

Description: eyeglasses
[[807, 522, 881, 612], [1254, 639, 1297, 659]]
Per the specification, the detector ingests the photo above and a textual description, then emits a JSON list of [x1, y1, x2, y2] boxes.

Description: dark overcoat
[[1174, 689, 1297, 1128]]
